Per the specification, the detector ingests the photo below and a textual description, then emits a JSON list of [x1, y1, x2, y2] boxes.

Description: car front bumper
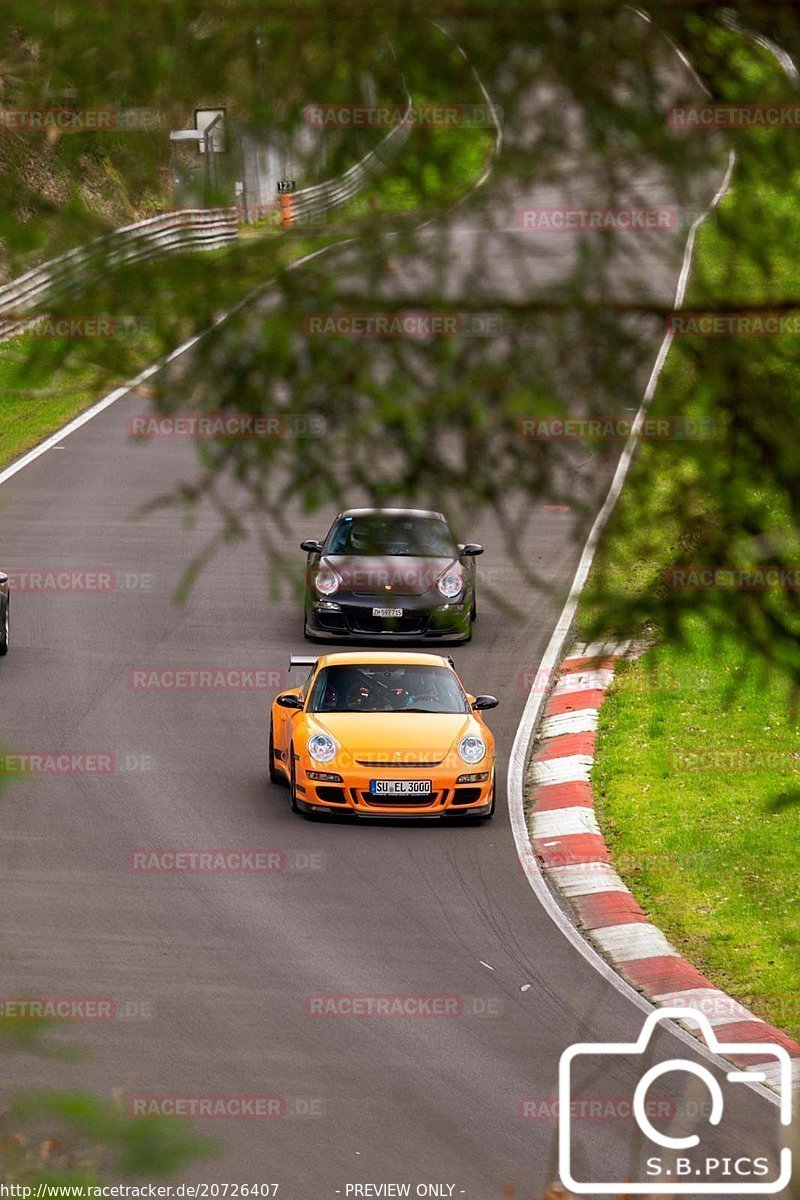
[[305, 595, 471, 641], [295, 764, 494, 818]]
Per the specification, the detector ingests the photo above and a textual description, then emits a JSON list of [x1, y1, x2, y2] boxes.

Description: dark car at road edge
[[301, 508, 483, 644]]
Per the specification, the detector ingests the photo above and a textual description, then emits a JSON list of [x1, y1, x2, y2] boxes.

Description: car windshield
[[307, 665, 469, 714], [325, 515, 457, 558]]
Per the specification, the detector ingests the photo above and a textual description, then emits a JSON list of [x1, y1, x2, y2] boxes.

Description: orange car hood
[[307, 712, 480, 760]]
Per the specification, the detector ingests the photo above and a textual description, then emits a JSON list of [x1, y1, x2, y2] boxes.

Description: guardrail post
[[279, 192, 295, 228]]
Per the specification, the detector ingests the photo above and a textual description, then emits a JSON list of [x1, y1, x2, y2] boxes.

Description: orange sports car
[[268, 651, 498, 819]]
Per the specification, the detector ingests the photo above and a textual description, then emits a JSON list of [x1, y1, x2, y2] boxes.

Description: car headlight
[[315, 566, 340, 596], [458, 735, 486, 765], [307, 733, 337, 764], [437, 565, 464, 600]]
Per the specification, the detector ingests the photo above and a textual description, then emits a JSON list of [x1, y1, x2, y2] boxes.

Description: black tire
[[268, 719, 283, 785], [470, 595, 477, 622], [289, 748, 301, 814], [0, 600, 8, 656]]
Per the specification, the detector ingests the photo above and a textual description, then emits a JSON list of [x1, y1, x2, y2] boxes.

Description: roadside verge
[[525, 639, 800, 1092]]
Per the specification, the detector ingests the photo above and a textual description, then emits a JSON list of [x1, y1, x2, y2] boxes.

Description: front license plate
[[372, 607, 403, 618], [370, 779, 432, 796]]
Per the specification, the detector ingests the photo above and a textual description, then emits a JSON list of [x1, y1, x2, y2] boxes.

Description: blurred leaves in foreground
[[2, 2, 800, 686]]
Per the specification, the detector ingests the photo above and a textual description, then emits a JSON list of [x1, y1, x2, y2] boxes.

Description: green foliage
[[1, 1, 799, 685], [1, 1091, 212, 1183]]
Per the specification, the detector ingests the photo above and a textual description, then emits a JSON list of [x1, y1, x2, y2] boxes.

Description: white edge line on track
[[504, 143, 788, 1108]]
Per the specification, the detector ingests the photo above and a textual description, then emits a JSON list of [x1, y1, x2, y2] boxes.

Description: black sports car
[[0, 572, 9, 656], [301, 508, 483, 644]]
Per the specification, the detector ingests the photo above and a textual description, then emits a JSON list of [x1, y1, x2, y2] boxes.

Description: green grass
[[0, 341, 112, 466], [593, 621, 800, 1039]]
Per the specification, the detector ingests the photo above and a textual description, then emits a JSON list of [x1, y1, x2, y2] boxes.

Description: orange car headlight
[[458, 735, 486, 764], [307, 733, 337, 764]]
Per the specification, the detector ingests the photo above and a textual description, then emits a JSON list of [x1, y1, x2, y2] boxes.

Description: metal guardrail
[[0, 207, 238, 342], [283, 95, 414, 225], [0, 96, 415, 338]]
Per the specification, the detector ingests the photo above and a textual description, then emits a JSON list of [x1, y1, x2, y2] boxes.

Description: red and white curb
[[528, 638, 800, 1092]]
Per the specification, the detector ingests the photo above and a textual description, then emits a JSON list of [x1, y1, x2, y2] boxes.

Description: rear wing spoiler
[[289, 655, 319, 671]]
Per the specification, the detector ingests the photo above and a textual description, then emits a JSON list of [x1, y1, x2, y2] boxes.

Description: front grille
[[452, 787, 483, 806], [355, 759, 444, 768], [349, 614, 428, 635], [360, 791, 439, 808]]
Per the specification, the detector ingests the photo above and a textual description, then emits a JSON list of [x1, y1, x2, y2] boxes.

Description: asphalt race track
[[0, 24, 790, 1200]]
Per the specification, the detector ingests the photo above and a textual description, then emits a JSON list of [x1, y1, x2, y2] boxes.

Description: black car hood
[[322, 554, 456, 597]]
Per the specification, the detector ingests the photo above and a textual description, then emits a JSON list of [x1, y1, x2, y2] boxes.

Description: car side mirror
[[472, 695, 499, 711], [277, 692, 304, 710], [460, 543, 484, 557], [300, 540, 323, 554]]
